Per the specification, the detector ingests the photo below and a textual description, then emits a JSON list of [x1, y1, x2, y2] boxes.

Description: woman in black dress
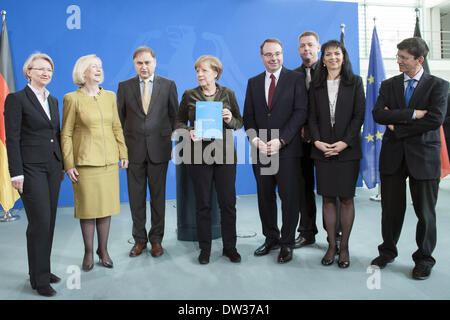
[[308, 40, 365, 268]]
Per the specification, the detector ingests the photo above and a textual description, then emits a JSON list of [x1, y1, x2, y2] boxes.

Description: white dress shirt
[[264, 67, 282, 105]]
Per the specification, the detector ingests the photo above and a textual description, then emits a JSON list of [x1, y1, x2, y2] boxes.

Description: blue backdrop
[[1, 0, 359, 209]]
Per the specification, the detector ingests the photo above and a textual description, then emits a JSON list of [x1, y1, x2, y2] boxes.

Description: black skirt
[[314, 159, 360, 198]]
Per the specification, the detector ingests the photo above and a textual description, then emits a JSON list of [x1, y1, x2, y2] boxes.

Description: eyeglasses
[[395, 54, 415, 61], [262, 51, 282, 58], [30, 67, 53, 73]]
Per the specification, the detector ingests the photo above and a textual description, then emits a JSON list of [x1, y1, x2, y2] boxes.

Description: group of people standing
[[4, 30, 448, 297]]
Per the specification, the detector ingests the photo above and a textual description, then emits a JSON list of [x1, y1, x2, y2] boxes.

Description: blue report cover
[[195, 101, 223, 139]]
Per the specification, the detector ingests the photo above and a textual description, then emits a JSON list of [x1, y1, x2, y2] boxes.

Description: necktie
[[305, 67, 311, 90], [268, 74, 276, 109], [142, 78, 151, 114], [405, 79, 415, 108]]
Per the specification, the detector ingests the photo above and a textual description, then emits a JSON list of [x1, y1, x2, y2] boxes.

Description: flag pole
[[0, 10, 20, 222]]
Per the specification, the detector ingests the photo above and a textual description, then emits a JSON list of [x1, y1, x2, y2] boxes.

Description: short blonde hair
[[23, 53, 54, 81], [194, 55, 223, 80], [72, 54, 104, 86]]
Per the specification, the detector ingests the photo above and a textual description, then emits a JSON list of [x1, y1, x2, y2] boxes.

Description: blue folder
[[195, 101, 223, 139]]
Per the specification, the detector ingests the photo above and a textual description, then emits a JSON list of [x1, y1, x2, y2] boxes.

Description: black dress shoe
[[412, 264, 432, 280], [36, 285, 56, 297], [371, 255, 394, 269], [50, 273, 61, 284], [277, 247, 293, 264], [254, 242, 280, 256], [198, 250, 210, 264], [294, 235, 315, 249], [31, 273, 61, 289], [223, 248, 241, 263]]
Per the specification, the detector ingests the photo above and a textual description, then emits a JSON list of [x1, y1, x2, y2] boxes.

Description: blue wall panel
[[1, 0, 359, 209]]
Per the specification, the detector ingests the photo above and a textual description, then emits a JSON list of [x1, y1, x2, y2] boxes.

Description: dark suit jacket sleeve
[[243, 78, 257, 141], [342, 77, 366, 147], [279, 73, 308, 144], [4, 93, 24, 177], [394, 79, 449, 139], [168, 80, 179, 130], [308, 86, 320, 143], [373, 80, 414, 125], [116, 82, 126, 128], [224, 90, 243, 130], [174, 91, 191, 131]]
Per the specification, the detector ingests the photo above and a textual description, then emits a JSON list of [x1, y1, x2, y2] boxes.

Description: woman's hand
[[329, 141, 348, 154], [11, 179, 24, 194], [190, 129, 202, 142], [314, 141, 333, 156], [222, 108, 232, 124], [66, 168, 79, 183], [119, 159, 129, 169]]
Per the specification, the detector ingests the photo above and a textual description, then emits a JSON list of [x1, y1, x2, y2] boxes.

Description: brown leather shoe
[[129, 242, 147, 257], [150, 242, 164, 257]]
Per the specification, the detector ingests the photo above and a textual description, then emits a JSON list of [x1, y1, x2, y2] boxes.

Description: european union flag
[[360, 26, 386, 189]]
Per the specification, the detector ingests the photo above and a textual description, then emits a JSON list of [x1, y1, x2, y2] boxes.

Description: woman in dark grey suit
[[174, 55, 243, 265], [308, 40, 365, 268], [4, 53, 63, 296]]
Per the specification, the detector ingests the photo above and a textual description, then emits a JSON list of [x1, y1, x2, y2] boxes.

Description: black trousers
[[21, 155, 62, 288], [127, 154, 168, 244], [379, 161, 439, 267], [253, 157, 301, 248], [297, 142, 318, 238], [187, 163, 237, 251]]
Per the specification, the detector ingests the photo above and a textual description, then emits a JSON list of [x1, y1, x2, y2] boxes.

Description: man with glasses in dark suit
[[371, 37, 448, 280]]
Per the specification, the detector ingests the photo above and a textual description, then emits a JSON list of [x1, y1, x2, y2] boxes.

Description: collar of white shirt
[[139, 73, 155, 84], [265, 67, 282, 82], [404, 67, 424, 85], [27, 83, 50, 102]]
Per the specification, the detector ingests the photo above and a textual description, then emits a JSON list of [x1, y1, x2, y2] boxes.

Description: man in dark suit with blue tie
[[243, 38, 308, 263], [371, 37, 449, 280]]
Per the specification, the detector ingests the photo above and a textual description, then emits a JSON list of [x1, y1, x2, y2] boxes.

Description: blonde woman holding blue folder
[[175, 55, 243, 264]]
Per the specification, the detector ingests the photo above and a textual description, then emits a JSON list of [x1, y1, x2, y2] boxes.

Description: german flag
[[0, 12, 19, 212]]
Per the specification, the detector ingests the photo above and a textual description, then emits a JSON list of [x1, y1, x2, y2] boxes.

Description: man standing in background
[[117, 46, 178, 258], [293, 31, 320, 249]]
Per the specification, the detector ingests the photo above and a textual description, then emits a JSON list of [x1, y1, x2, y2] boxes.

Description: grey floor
[[1, 179, 450, 301]]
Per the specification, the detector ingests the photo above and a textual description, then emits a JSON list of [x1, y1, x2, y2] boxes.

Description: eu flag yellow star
[[365, 133, 374, 143], [375, 130, 383, 140], [368, 75, 374, 84]]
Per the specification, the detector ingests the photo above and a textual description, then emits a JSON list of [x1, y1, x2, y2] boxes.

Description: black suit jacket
[[308, 76, 365, 161], [117, 74, 178, 163], [243, 67, 308, 159], [443, 92, 450, 149], [373, 73, 449, 180], [4, 86, 62, 177]]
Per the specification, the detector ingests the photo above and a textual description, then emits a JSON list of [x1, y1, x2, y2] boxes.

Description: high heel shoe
[[321, 245, 337, 266], [82, 253, 94, 272], [96, 249, 114, 268], [338, 247, 350, 269]]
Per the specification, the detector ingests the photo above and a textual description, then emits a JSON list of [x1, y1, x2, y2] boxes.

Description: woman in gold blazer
[[61, 54, 128, 271], [175, 55, 243, 264]]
